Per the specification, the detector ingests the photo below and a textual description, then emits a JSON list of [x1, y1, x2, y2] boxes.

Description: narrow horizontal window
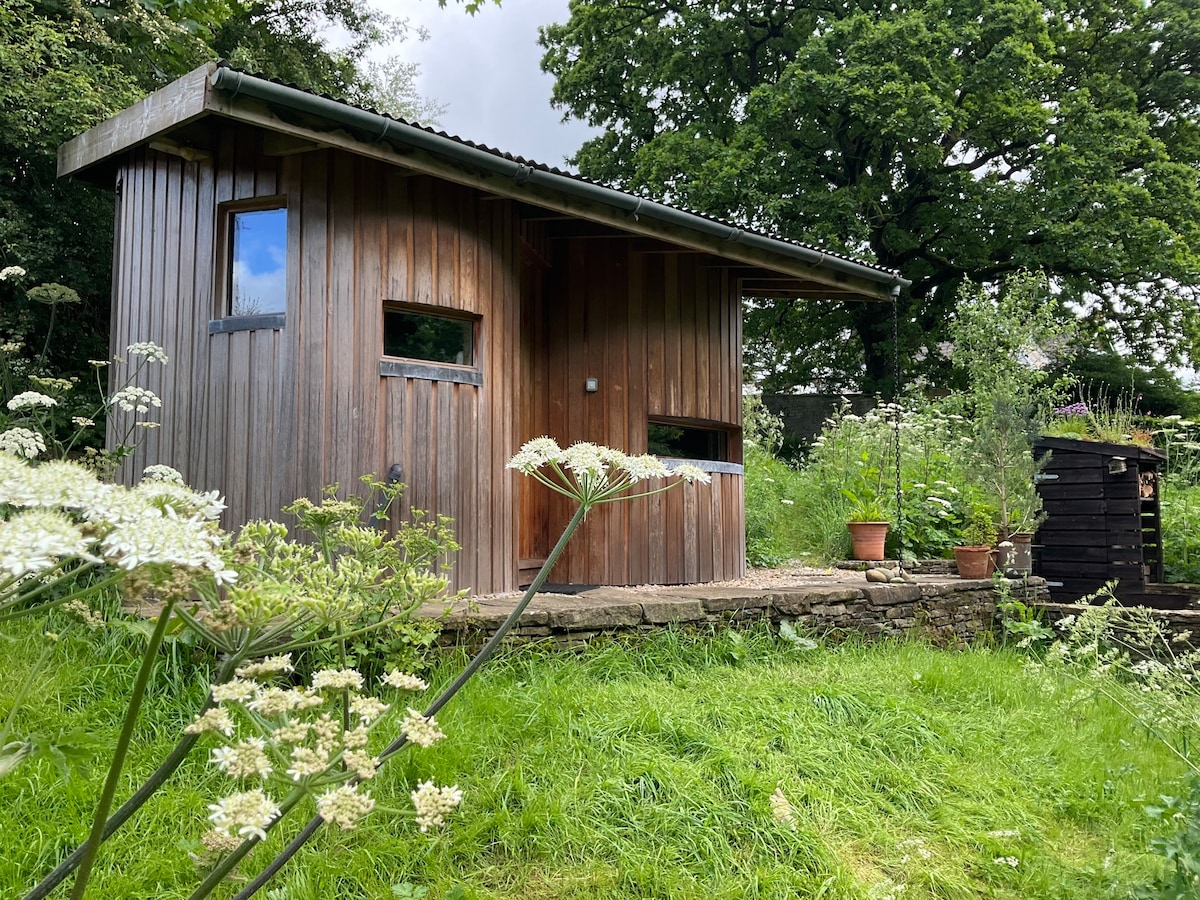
[[383, 306, 475, 366], [648, 419, 731, 462]]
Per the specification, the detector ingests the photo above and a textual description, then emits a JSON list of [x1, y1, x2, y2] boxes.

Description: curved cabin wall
[[520, 233, 745, 585], [109, 121, 743, 594]]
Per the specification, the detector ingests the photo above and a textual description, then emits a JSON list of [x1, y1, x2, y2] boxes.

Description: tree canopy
[[0, 0, 445, 378], [540, 0, 1200, 392]]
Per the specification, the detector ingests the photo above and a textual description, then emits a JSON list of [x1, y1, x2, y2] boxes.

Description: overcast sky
[[372, 1, 599, 169]]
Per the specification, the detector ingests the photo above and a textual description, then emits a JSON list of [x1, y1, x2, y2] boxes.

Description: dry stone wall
[[431, 578, 1049, 650]]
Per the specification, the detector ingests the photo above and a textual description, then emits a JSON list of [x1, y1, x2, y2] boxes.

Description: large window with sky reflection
[[228, 206, 286, 316]]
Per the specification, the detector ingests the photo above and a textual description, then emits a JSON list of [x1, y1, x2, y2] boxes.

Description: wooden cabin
[[58, 62, 904, 595]]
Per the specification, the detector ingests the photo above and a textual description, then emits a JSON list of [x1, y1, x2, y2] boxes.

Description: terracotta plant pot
[[954, 545, 994, 579], [847, 521, 889, 561]]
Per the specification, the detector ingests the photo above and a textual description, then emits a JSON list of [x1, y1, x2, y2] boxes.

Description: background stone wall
[[433, 578, 1050, 651]]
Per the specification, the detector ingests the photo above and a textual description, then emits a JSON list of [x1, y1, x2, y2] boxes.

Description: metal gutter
[[209, 67, 908, 292]]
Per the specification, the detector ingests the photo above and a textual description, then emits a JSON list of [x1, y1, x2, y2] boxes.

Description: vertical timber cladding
[[111, 127, 522, 595], [535, 236, 745, 586], [110, 125, 290, 530], [377, 173, 521, 596]]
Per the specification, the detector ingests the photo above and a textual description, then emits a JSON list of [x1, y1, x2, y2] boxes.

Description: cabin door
[[517, 248, 551, 585]]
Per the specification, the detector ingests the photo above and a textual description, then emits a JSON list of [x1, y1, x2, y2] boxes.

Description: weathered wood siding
[[522, 238, 745, 585], [110, 123, 520, 594], [109, 122, 742, 594]]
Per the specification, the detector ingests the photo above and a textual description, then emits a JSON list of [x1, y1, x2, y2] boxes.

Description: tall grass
[[1, 618, 1188, 899]]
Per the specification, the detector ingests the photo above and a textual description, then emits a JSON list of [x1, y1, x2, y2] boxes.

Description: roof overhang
[[59, 62, 909, 302]]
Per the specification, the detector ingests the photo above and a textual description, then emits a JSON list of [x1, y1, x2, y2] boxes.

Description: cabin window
[[383, 305, 476, 367], [648, 419, 731, 462], [212, 199, 288, 331]]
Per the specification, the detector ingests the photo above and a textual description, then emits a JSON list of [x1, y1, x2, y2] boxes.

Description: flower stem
[[22, 654, 241, 900], [224, 502, 594, 900], [69, 596, 177, 900]]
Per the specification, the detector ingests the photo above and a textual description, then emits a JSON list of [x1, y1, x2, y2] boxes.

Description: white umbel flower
[[111, 386, 161, 414], [126, 341, 169, 363], [0, 427, 45, 459], [382, 670, 428, 691], [411, 781, 462, 832], [236, 654, 295, 679], [211, 738, 273, 779], [211, 678, 258, 703], [316, 785, 375, 829], [0, 459, 109, 510], [349, 695, 390, 723], [184, 707, 235, 736], [0, 509, 96, 577], [141, 464, 185, 485], [207, 789, 279, 841], [7, 391, 57, 411], [0, 265, 27, 280], [400, 708, 445, 748], [311, 668, 364, 691]]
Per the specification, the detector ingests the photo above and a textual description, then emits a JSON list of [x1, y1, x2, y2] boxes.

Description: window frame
[[647, 415, 742, 467], [211, 196, 289, 333], [379, 300, 482, 385]]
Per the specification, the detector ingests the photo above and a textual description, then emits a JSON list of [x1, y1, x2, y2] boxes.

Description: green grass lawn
[[1, 621, 1187, 899]]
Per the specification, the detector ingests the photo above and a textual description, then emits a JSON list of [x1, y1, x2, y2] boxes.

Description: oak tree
[[540, 0, 1200, 391]]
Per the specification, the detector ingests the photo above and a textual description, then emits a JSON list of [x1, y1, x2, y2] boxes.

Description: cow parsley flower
[[343, 748, 378, 780], [0, 265, 27, 281], [207, 789, 279, 841], [382, 670, 428, 691], [349, 695, 390, 723], [126, 341, 169, 363], [211, 678, 258, 703], [316, 785, 375, 829], [142, 464, 185, 485], [7, 391, 57, 411], [0, 427, 45, 459], [285, 746, 329, 781], [211, 738, 273, 779], [505, 436, 563, 473], [185, 708, 236, 736], [111, 386, 161, 414], [400, 708, 446, 748], [411, 781, 462, 832], [621, 454, 669, 481], [311, 668, 364, 691], [0, 509, 96, 577], [99, 506, 233, 582], [0, 459, 109, 510], [669, 463, 712, 484], [236, 654, 295, 679]]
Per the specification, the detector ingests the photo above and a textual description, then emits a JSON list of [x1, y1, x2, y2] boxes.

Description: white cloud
[[372, 0, 598, 167]]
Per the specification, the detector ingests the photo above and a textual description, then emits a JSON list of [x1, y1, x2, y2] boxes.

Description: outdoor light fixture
[[1109, 457, 1127, 475], [584, 377, 599, 393]]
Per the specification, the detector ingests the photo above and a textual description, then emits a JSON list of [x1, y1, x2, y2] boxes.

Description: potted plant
[[954, 508, 996, 579], [844, 493, 891, 561]]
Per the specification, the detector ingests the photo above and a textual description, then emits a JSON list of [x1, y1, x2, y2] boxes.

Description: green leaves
[[542, 0, 1200, 389]]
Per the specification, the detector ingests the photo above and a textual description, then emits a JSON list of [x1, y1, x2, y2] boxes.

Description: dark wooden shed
[[1033, 437, 1171, 604], [58, 62, 905, 595]]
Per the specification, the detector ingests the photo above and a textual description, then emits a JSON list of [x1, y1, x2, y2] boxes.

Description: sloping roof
[[59, 62, 907, 301]]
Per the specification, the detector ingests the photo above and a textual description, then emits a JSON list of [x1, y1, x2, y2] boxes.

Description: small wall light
[[1109, 457, 1127, 475], [584, 377, 599, 393]]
